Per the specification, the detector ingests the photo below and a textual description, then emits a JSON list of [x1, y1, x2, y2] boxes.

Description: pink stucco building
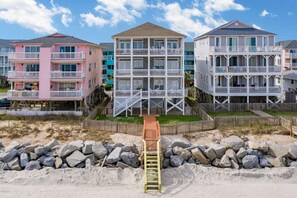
[[7, 33, 102, 113]]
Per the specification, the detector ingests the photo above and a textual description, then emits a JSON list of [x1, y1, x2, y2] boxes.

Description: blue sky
[[0, 0, 296, 43]]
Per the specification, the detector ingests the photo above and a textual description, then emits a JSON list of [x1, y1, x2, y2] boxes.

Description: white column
[[130, 38, 133, 96]]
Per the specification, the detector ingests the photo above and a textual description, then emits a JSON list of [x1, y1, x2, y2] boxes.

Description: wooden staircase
[[142, 115, 161, 193]]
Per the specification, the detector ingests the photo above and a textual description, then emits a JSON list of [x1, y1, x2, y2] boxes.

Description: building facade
[[113, 22, 186, 117], [100, 43, 114, 86], [0, 39, 20, 77], [7, 33, 102, 113], [194, 20, 283, 104], [184, 42, 194, 86], [276, 40, 297, 92]]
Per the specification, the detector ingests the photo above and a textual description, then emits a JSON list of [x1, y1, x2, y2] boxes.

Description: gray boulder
[[42, 157, 56, 167], [34, 146, 45, 156], [219, 154, 231, 168], [170, 155, 184, 167], [5, 141, 20, 152], [237, 148, 248, 159], [85, 154, 96, 164], [248, 141, 268, 153], [225, 149, 238, 163], [69, 140, 84, 150], [76, 162, 85, 168], [58, 144, 78, 158], [221, 136, 244, 152], [289, 161, 297, 167], [209, 143, 226, 158], [92, 142, 107, 159], [45, 140, 59, 149], [267, 141, 287, 158], [29, 152, 38, 160], [20, 153, 29, 168], [2, 149, 18, 163], [120, 152, 139, 168], [231, 159, 240, 169], [55, 157, 63, 169], [164, 148, 173, 158], [82, 143, 93, 155], [106, 147, 122, 164], [122, 144, 138, 154], [163, 158, 170, 168], [212, 158, 220, 167], [23, 144, 39, 154], [66, 151, 86, 167], [259, 156, 273, 168], [288, 143, 297, 159], [1, 163, 9, 170], [173, 146, 183, 155], [265, 156, 285, 167], [8, 157, 21, 171], [179, 149, 192, 161], [61, 163, 69, 168], [203, 148, 216, 161], [85, 158, 94, 168], [0, 150, 5, 161], [242, 155, 258, 169], [161, 136, 190, 150], [103, 143, 114, 154], [0, 141, 3, 149], [187, 157, 197, 164], [19, 141, 31, 149], [247, 149, 263, 158], [117, 161, 130, 169], [191, 148, 208, 164], [25, 161, 41, 170]]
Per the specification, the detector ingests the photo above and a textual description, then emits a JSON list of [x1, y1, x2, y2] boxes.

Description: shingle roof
[[185, 42, 194, 51], [276, 40, 297, 49], [0, 39, 23, 48], [17, 33, 101, 48], [112, 22, 186, 38], [195, 20, 276, 40], [99, 42, 114, 51]]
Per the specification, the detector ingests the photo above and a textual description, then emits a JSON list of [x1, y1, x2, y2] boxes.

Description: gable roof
[[112, 22, 186, 38], [0, 39, 23, 48], [16, 33, 102, 48], [276, 40, 297, 49], [185, 42, 194, 51], [195, 20, 276, 40], [99, 42, 114, 51]]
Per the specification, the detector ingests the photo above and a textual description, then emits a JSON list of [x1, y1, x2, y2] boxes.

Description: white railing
[[230, 87, 247, 93], [229, 66, 247, 73], [116, 69, 131, 75], [133, 69, 148, 76], [103, 55, 113, 60], [285, 53, 297, 58], [215, 87, 228, 93], [167, 69, 183, 76], [115, 90, 132, 97], [249, 87, 267, 93], [285, 63, 297, 68], [150, 69, 165, 76], [133, 49, 148, 55], [249, 66, 267, 73], [0, 52, 8, 56], [114, 91, 142, 116], [167, 48, 183, 55], [50, 90, 83, 98], [214, 86, 281, 94], [185, 55, 194, 59], [184, 65, 194, 70], [150, 49, 165, 55], [116, 49, 131, 55], [8, 52, 40, 60], [7, 90, 39, 98], [8, 71, 39, 79], [210, 46, 282, 53], [268, 66, 282, 72], [150, 90, 166, 96], [167, 90, 183, 97], [50, 71, 85, 78], [51, 52, 85, 60], [215, 67, 228, 73], [269, 86, 281, 93]]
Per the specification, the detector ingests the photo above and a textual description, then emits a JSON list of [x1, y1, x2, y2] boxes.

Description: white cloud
[[80, 13, 108, 27], [0, 0, 72, 34], [152, 0, 246, 38], [260, 9, 269, 17], [80, 0, 147, 27], [288, 11, 293, 16], [252, 24, 261, 30]]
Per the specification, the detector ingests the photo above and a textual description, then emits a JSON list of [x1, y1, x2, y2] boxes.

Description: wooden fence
[[214, 116, 281, 128]]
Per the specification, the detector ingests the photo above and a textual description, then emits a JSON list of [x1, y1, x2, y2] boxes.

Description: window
[[94, 63, 96, 69], [119, 40, 131, 49], [153, 79, 164, 90], [206, 57, 208, 65], [58, 83, 75, 91], [167, 40, 178, 49], [154, 59, 165, 69], [263, 36, 269, 47], [133, 40, 143, 49], [25, 64, 39, 71], [118, 80, 130, 90], [59, 46, 75, 52], [245, 37, 256, 46], [154, 40, 164, 49], [168, 80, 179, 90], [60, 64, 76, 71], [89, 63, 91, 72], [133, 59, 143, 69], [168, 59, 179, 69], [88, 80, 91, 88], [119, 59, 130, 69], [291, 80, 294, 84], [25, 46, 40, 52], [215, 37, 220, 47], [133, 79, 143, 90], [227, 37, 237, 47]]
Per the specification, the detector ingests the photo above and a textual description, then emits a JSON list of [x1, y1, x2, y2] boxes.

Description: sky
[[0, 0, 296, 44]]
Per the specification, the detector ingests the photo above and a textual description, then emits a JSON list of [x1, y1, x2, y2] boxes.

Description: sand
[[0, 165, 297, 198]]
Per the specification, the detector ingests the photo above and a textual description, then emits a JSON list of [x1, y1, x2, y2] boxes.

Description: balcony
[[8, 71, 39, 79], [150, 90, 165, 97], [249, 66, 267, 73], [115, 90, 132, 97], [51, 52, 85, 60], [210, 46, 282, 54], [132, 69, 148, 76], [184, 65, 194, 70], [167, 48, 183, 55], [150, 69, 165, 76], [103, 55, 113, 60], [249, 87, 267, 93], [116, 69, 131, 76], [133, 49, 148, 55], [285, 53, 297, 58], [116, 49, 131, 55], [150, 49, 166, 55], [213, 86, 281, 94], [8, 52, 40, 61], [50, 90, 83, 98], [269, 86, 281, 93], [7, 90, 39, 99], [102, 65, 107, 70], [167, 69, 183, 76], [185, 55, 194, 59], [285, 63, 297, 69], [167, 89, 183, 97], [50, 71, 85, 79], [214, 66, 281, 73], [102, 74, 107, 79], [268, 66, 281, 72]]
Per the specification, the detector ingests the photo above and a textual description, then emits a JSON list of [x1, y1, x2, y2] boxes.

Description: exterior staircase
[[142, 115, 161, 192], [113, 91, 142, 117]]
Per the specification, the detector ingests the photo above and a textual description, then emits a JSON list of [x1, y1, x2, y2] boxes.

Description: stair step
[[146, 184, 159, 188], [146, 164, 158, 166]]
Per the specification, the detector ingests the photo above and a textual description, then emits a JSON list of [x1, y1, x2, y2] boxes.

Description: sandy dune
[[0, 164, 297, 198]]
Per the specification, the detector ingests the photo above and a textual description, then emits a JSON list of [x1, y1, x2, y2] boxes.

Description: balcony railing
[[7, 90, 39, 98], [50, 90, 83, 98], [285, 53, 297, 58], [150, 69, 165, 76], [133, 69, 148, 76], [269, 86, 281, 93], [184, 65, 194, 70], [8, 52, 40, 60], [167, 90, 183, 97], [249, 66, 267, 73], [102, 65, 107, 70], [214, 66, 281, 73], [8, 71, 39, 79], [167, 69, 183, 76], [213, 86, 281, 94], [230, 87, 247, 93], [51, 52, 85, 60], [102, 74, 107, 79], [103, 55, 113, 60], [285, 63, 297, 69], [210, 46, 282, 53], [268, 66, 281, 72], [185, 55, 194, 59], [150, 49, 166, 55], [116, 49, 131, 55], [167, 48, 183, 55], [116, 69, 131, 76], [249, 87, 267, 93], [50, 71, 85, 79], [150, 90, 166, 96], [133, 49, 148, 55]]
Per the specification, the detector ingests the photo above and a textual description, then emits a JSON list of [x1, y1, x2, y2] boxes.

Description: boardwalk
[[143, 115, 160, 151], [251, 110, 274, 117]]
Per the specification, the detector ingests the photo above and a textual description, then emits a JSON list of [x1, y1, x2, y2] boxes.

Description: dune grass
[[265, 110, 297, 120]]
